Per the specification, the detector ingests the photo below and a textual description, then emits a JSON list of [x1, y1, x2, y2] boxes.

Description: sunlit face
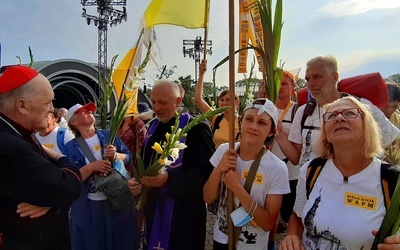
[[219, 92, 239, 112], [73, 108, 96, 126], [24, 75, 54, 132], [240, 108, 274, 145], [40, 113, 57, 135], [324, 100, 364, 145], [278, 75, 295, 99], [151, 84, 181, 123], [305, 62, 337, 101]]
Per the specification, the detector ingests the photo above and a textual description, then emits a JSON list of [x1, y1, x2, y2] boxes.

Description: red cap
[[0, 66, 39, 93], [66, 102, 97, 123]]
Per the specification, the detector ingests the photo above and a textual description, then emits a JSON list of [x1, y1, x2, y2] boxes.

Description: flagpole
[[119, 28, 145, 101], [228, 0, 235, 248], [203, 0, 210, 60]]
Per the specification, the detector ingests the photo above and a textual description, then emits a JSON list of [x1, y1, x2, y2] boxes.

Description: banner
[[144, 0, 209, 29], [238, 0, 264, 73]]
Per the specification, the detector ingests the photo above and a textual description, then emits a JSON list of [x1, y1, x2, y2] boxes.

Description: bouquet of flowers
[[134, 106, 230, 209], [108, 43, 152, 145]]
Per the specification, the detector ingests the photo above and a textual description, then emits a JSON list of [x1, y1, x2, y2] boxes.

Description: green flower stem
[[371, 176, 400, 249], [134, 106, 229, 210]]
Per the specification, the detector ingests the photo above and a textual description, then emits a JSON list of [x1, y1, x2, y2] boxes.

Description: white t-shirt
[[288, 98, 400, 168], [271, 104, 299, 180], [293, 158, 386, 249], [210, 143, 290, 250], [58, 117, 68, 129], [85, 134, 107, 201], [36, 127, 74, 154]]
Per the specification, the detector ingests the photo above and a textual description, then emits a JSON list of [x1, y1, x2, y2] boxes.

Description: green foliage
[[387, 74, 400, 83], [156, 65, 177, 79], [371, 176, 400, 249], [179, 75, 197, 114], [134, 106, 230, 209], [239, 58, 257, 114], [257, 0, 284, 103], [212, 0, 284, 103], [16, 46, 35, 67], [97, 55, 118, 129]]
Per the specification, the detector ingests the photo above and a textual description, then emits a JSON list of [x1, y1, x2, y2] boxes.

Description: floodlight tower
[[183, 36, 212, 83], [81, 0, 127, 80]]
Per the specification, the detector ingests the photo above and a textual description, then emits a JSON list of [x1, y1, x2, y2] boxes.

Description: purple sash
[[145, 113, 190, 250]]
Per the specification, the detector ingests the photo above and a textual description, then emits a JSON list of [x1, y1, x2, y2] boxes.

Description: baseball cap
[[243, 98, 278, 127], [0, 66, 39, 93], [66, 102, 96, 123]]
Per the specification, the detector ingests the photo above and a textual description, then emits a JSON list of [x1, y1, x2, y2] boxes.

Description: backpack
[[212, 114, 224, 135], [282, 103, 299, 124], [56, 128, 67, 153], [300, 93, 351, 131], [306, 158, 400, 209]]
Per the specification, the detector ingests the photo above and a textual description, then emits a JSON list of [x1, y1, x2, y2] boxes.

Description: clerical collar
[[0, 112, 34, 140]]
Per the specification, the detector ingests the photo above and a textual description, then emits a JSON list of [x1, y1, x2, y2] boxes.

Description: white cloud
[[318, 0, 400, 17]]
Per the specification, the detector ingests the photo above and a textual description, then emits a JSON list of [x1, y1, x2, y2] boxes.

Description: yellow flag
[[112, 47, 140, 99], [144, 0, 209, 29]]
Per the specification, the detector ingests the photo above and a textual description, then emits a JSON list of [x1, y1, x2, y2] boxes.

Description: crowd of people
[[1, 54, 400, 250]]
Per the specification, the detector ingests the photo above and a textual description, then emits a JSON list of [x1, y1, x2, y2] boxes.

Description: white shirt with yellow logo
[[294, 157, 386, 249], [210, 142, 290, 249]]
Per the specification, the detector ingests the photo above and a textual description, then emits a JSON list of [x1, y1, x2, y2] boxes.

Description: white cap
[[66, 102, 96, 123], [243, 98, 278, 127]]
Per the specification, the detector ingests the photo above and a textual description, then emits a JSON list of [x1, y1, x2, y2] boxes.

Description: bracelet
[[250, 199, 257, 217], [247, 199, 255, 216]]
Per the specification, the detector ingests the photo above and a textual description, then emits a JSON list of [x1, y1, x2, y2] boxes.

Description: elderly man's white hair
[[152, 79, 181, 99]]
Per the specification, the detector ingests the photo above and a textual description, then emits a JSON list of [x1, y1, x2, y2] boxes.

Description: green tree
[[387, 74, 400, 83], [178, 75, 197, 114], [156, 65, 177, 79], [235, 77, 262, 88]]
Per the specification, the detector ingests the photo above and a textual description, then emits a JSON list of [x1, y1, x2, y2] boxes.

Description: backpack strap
[[306, 158, 328, 199], [57, 128, 67, 153], [282, 102, 299, 124], [212, 114, 224, 135], [306, 159, 400, 209], [291, 103, 299, 123], [380, 163, 400, 208], [301, 99, 317, 131]]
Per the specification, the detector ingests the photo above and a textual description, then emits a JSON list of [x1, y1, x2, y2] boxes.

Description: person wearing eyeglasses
[[63, 103, 139, 250], [288, 55, 399, 170], [280, 96, 400, 250], [204, 98, 290, 250]]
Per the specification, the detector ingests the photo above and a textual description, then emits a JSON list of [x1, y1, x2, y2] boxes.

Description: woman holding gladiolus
[[62, 102, 139, 250], [204, 98, 290, 249]]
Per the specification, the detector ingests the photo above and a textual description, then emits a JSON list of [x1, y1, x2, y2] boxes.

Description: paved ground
[[205, 211, 286, 250]]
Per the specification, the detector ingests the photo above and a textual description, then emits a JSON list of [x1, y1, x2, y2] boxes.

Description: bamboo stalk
[[228, 0, 235, 248]]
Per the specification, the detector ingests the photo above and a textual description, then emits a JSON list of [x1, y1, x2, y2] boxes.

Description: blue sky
[[1, 0, 399, 87]]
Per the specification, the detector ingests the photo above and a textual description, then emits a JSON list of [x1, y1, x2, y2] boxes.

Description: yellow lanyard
[[279, 101, 294, 122]]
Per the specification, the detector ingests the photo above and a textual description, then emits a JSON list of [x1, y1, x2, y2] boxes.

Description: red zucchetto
[[0, 66, 39, 93]]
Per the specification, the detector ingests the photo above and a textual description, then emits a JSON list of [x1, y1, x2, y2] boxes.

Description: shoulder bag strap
[[234, 146, 265, 245], [243, 147, 265, 193], [76, 136, 97, 163]]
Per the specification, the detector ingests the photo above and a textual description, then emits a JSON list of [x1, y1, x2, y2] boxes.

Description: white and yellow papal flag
[[144, 0, 210, 29]]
